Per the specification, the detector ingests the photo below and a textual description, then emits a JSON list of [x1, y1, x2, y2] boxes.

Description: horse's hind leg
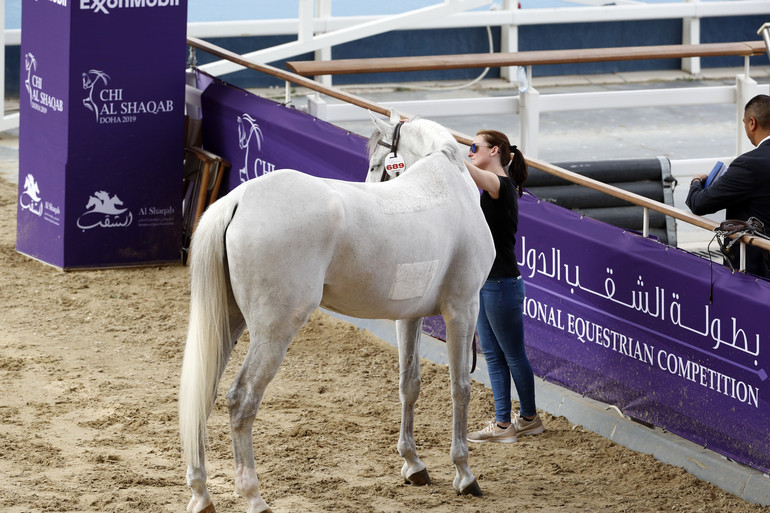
[[395, 318, 430, 486], [187, 299, 246, 513], [226, 307, 314, 513], [186, 440, 215, 513]]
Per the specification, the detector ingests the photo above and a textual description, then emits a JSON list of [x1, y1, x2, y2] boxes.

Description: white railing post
[[315, 0, 333, 88], [740, 241, 747, 272], [760, 22, 770, 63], [682, 0, 701, 75], [306, 93, 329, 120], [520, 78, 539, 158], [499, 0, 519, 84], [298, 0, 314, 43], [0, 0, 7, 128], [0, 0, 17, 133], [736, 73, 760, 155]]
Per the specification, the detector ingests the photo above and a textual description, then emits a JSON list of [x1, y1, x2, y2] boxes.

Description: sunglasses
[[469, 143, 492, 153]]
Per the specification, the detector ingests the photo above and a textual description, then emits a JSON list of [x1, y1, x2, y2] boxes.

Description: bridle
[[375, 120, 405, 182]]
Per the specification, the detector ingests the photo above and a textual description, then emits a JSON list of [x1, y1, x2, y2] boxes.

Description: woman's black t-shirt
[[480, 175, 521, 279]]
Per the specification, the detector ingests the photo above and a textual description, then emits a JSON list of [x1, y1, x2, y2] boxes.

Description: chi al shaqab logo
[[24, 53, 64, 114], [237, 113, 276, 183], [19, 174, 43, 217], [82, 68, 174, 124], [76, 190, 133, 230]]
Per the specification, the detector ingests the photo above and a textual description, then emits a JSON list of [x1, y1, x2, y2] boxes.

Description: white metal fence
[[2, 0, 769, 137]]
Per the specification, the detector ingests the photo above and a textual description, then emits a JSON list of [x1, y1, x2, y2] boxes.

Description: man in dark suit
[[686, 94, 770, 278]]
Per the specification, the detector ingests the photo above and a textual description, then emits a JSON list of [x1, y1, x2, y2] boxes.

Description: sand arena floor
[[0, 177, 767, 512]]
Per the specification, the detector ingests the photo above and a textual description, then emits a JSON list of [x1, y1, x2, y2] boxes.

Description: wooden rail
[[286, 41, 767, 76], [187, 36, 770, 253]]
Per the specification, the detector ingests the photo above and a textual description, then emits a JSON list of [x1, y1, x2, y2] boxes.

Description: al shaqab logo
[[237, 113, 276, 183], [19, 174, 43, 217], [76, 190, 133, 230]]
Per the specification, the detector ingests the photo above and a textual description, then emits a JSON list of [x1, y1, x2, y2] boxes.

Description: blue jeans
[[477, 276, 536, 423]]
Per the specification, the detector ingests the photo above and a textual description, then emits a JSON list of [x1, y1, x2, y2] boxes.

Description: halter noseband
[[376, 120, 405, 182]]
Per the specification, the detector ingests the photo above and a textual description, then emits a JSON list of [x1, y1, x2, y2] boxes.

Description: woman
[[465, 130, 544, 444]]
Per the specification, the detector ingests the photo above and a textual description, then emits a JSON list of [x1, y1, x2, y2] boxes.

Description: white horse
[[179, 111, 495, 513]]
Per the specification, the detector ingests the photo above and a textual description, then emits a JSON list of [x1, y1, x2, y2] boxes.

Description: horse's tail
[[179, 184, 245, 469]]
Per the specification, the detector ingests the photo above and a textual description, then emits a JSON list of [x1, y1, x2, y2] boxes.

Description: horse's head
[[82, 70, 108, 90], [365, 110, 463, 183]]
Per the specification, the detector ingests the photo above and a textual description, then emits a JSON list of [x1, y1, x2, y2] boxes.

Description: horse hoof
[[197, 504, 217, 513], [405, 468, 432, 486], [459, 479, 483, 497]]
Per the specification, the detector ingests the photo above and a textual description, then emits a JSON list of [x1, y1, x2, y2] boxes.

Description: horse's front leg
[[444, 309, 482, 496], [395, 318, 430, 486]]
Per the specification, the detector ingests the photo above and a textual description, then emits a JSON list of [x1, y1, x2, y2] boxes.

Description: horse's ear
[[389, 109, 400, 124], [369, 110, 392, 135]]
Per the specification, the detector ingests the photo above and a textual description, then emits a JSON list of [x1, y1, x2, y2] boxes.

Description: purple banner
[[16, 0, 187, 268], [517, 194, 769, 473], [199, 76, 370, 192]]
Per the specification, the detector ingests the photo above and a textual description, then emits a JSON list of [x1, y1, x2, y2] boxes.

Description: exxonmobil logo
[[79, 0, 179, 15]]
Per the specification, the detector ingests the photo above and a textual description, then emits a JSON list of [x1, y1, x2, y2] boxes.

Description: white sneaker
[[467, 420, 517, 443]]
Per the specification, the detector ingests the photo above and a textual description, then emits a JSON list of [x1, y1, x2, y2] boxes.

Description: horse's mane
[[414, 118, 465, 172], [438, 140, 465, 171], [366, 128, 384, 159]]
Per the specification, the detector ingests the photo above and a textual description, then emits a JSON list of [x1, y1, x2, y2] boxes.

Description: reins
[[706, 217, 770, 302]]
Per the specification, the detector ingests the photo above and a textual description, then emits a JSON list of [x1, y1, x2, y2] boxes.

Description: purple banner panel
[[198, 76, 370, 192], [16, 0, 187, 269], [517, 194, 769, 473]]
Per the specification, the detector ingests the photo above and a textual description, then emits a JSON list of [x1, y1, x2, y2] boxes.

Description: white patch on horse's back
[[389, 260, 439, 300], [376, 158, 450, 214]]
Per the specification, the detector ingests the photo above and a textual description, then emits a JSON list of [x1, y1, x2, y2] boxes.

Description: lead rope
[[377, 120, 405, 182], [471, 331, 478, 373]]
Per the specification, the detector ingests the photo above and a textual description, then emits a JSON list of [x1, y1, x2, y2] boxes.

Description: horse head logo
[[23, 174, 41, 203], [85, 190, 127, 215], [82, 70, 110, 121], [77, 189, 133, 230], [24, 53, 37, 106], [237, 113, 264, 183], [19, 173, 43, 216]]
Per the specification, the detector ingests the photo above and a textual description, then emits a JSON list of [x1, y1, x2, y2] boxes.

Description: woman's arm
[[465, 160, 501, 198]]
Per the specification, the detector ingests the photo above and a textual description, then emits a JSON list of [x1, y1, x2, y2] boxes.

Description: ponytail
[[507, 145, 528, 197]]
